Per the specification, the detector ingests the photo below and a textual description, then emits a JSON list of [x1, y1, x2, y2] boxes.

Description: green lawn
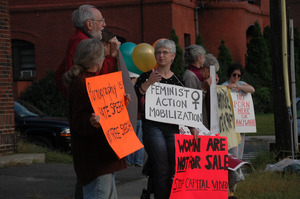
[[255, 113, 275, 136]]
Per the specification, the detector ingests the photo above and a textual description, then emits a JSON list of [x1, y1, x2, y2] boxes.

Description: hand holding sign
[[90, 113, 100, 128]]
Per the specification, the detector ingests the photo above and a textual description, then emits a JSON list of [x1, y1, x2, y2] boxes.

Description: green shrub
[[170, 29, 185, 77], [250, 151, 277, 170], [19, 70, 67, 117]]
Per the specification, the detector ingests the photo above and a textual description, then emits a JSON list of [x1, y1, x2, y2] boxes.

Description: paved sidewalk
[[0, 136, 276, 199]]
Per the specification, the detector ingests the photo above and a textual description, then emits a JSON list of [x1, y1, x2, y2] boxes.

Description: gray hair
[[184, 45, 206, 66], [64, 38, 104, 85], [203, 53, 220, 71], [72, 4, 96, 29], [155, 39, 176, 54]]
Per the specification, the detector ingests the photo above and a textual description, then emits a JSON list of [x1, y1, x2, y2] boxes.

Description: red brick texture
[[0, 0, 17, 155]]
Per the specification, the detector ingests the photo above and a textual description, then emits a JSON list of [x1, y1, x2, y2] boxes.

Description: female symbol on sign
[[191, 91, 201, 110]]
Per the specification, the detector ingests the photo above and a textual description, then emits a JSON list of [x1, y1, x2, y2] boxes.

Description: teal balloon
[[120, 42, 143, 75]]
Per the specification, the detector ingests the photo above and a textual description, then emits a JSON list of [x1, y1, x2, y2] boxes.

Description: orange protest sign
[[170, 134, 228, 199], [85, 71, 143, 159]]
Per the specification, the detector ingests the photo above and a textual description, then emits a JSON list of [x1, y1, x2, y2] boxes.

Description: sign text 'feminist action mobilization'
[[146, 82, 206, 129]]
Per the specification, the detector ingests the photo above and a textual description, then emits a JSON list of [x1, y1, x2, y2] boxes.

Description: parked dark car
[[14, 100, 71, 152]]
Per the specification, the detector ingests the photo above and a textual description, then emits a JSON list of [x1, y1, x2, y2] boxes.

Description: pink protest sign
[[170, 134, 228, 199]]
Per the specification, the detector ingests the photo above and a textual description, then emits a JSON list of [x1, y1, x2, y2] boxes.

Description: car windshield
[[14, 101, 39, 117]]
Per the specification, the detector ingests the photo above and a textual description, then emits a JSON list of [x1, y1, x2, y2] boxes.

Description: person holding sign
[[183, 45, 210, 129], [64, 38, 127, 199], [222, 63, 255, 158], [54, 4, 120, 98], [134, 39, 184, 199], [222, 63, 255, 199]]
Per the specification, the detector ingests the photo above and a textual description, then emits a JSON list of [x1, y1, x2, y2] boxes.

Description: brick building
[[9, 0, 271, 98], [0, 0, 17, 154]]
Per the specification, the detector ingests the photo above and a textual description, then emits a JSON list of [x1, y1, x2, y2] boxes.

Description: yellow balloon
[[132, 43, 157, 72]]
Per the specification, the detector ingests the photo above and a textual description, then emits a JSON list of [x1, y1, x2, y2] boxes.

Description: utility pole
[[270, 0, 292, 153]]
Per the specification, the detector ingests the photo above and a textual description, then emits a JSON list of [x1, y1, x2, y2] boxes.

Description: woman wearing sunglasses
[[222, 63, 255, 94], [222, 63, 255, 198]]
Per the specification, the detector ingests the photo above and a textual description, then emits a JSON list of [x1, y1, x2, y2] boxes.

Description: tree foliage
[[169, 29, 185, 77], [217, 39, 233, 84], [19, 70, 67, 117], [246, 21, 272, 85], [294, 27, 300, 97], [195, 33, 205, 49]]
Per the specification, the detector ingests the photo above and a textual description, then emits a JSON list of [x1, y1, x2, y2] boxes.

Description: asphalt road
[[0, 163, 147, 199], [0, 136, 275, 199]]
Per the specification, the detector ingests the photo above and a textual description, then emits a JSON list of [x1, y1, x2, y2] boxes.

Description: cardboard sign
[[145, 82, 207, 130], [85, 71, 143, 159], [118, 53, 138, 133], [210, 65, 220, 134], [231, 93, 256, 133], [170, 134, 228, 199], [217, 86, 239, 149]]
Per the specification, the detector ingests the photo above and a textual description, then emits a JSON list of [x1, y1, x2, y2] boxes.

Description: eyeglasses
[[232, 73, 241, 78], [92, 18, 105, 23], [155, 51, 171, 56]]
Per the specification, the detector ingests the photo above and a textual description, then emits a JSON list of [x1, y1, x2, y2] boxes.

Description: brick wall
[[0, 0, 17, 154]]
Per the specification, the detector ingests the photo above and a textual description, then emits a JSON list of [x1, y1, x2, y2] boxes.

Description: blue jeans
[[126, 120, 144, 166], [82, 173, 117, 199], [142, 120, 179, 199]]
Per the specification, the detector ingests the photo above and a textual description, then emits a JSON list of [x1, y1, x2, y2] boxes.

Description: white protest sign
[[179, 125, 210, 136], [145, 82, 206, 129], [231, 93, 256, 133], [210, 65, 220, 135]]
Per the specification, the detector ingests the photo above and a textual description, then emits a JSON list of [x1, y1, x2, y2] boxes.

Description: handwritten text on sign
[[170, 135, 228, 199], [145, 83, 204, 128], [217, 86, 238, 150], [231, 93, 256, 133], [86, 71, 143, 159]]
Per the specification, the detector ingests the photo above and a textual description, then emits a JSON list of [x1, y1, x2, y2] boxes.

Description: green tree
[[169, 29, 185, 77], [245, 21, 273, 113], [19, 70, 67, 117], [263, 25, 271, 56], [294, 27, 300, 96], [246, 21, 271, 85], [195, 33, 205, 49], [217, 39, 233, 84]]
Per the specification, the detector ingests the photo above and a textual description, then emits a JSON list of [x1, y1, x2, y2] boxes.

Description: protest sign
[[170, 134, 228, 199], [231, 93, 256, 133], [118, 53, 137, 132], [210, 65, 220, 134], [85, 71, 143, 159], [217, 85, 239, 149], [145, 82, 207, 130]]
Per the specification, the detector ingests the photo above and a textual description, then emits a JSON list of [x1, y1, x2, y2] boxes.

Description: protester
[[54, 4, 120, 98], [54, 6, 120, 198], [222, 63, 255, 158], [126, 72, 144, 167], [64, 38, 128, 199], [222, 63, 255, 199], [201, 53, 220, 128], [183, 45, 210, 129], [134, 39, 186, 199]]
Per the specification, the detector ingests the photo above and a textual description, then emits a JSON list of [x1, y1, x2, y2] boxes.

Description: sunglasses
[[232, 73, 241, 78]]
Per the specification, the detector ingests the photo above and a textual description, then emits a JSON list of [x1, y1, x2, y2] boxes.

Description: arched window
[[11, 39, 35, 80]]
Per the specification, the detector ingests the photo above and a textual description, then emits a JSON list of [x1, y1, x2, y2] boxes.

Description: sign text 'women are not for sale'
[[170, 134, 228, 199]]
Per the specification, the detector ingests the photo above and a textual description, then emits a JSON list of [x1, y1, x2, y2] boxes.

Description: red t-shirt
[[54, 29, 117, 98]]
